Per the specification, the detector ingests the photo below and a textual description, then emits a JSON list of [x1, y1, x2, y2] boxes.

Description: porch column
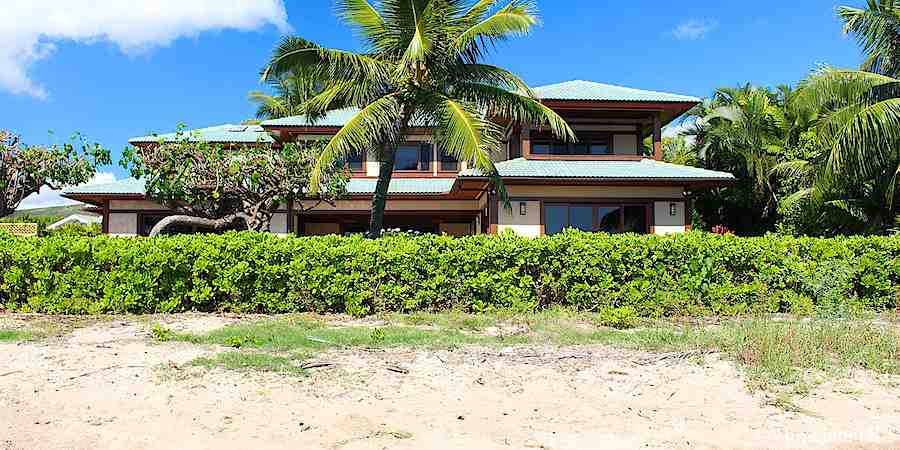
[[102, 200, 109, 234], [521, 124, 532, 158], [653, 114, 662, 160]]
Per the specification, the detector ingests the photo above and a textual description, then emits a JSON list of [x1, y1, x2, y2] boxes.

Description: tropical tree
[[261, 0, 574, 237], [839, 0, 900, 76], [775, 68, 900, 233], [122, 129, 348, 236], [249, 67, 322, 120], [0, 130, 110, 218], [687, 85, 792, 233]]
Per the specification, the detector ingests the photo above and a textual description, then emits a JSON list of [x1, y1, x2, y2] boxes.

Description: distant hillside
[[10, 204, 99, 219]]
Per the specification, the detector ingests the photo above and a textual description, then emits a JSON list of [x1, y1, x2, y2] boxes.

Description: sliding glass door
[[544, 203, 649, 235]]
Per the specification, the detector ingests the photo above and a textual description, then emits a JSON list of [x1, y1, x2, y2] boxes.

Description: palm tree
[[775, 68, 900, 233], [839, 0, 900, 76], [249, 67, 322, 120], [688, 85, 789, 232], [261, 0, 574, 237]]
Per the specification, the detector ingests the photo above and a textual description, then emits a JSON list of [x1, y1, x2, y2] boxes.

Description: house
[[47, 214, 102, 230], [63, 80, 735, 237]]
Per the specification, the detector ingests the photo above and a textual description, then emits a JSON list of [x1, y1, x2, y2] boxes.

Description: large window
[[394, 143, 432, 171], [532, 131, 611, 156], [544, 203, 648, 235], [440, 149, 459, 172]]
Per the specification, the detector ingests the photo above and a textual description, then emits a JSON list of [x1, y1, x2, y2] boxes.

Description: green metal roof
[[346, 178, 455, 195], [460, 158, 735, 181], [63, 177, 456, 197], [63, 178, 147, 195], [129, 124, 275, 145], [531, 80, 700, 103], [260, 108, 361, 128]]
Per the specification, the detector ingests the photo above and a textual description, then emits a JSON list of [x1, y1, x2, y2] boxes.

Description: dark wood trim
[[101, 200, 109, 234], [684, 198, 693, 231], [286, 199, 295, 234], [349, 172, 457, 179], [653, 114, 663, 161], [299, 209, 480, 217], [541, 100, 697, 112], [488, 191, 499, 234]]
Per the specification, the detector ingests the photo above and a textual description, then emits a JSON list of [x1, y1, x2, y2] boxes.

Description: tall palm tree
[[261, 0, 574, 237], [249, 67, 322, 120], [839, 0, 900, 76], [688, 85, 789, 231], [775, 68, 900, 233]]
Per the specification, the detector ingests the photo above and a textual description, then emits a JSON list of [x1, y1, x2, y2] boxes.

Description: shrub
[[597, 306, 638, 329], [0, 230, 898, 316]]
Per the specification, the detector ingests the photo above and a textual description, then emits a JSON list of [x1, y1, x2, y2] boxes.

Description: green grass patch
[[0, 329, 33, 342], [190, 351, 309, 376], [176, 312, 900, 397]]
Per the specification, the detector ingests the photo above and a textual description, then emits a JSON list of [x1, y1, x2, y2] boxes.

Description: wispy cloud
[[672, 19, 718, 41], [0, 0, 290, 99]]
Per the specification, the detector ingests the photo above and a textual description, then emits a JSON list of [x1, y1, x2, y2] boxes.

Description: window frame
[[542, 202, 650, 235], [531, 131, 614, 156], [393, 143, 433, 172]]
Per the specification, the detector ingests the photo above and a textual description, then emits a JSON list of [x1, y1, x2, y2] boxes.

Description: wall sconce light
[[519, 202, 528, 216], [669, 202, 678, 217]]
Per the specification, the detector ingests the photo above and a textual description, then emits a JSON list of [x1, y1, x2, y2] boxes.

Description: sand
[[2, 315, 899, 450]]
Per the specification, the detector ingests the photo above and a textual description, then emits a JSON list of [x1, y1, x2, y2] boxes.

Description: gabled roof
[[62, 177, 456, 198], [129, 124, 275, 145], [48, 214, 102, 229], [459, 158, 734, 182], [531, 80, 700, 103]]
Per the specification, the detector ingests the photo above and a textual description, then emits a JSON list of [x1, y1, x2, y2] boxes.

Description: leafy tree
[[839, 0, 900, 76], [661, 135, 698, 166], [686, 85, 793, 233], [0, 130, 110, 218], [248, 67, 322, 120], [122, 129, 349, 236], [261, 0, 574, 238], [775, 68, 900, 234]]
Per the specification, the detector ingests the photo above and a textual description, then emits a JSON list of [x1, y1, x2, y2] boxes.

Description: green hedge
[[1, 231, 898, 316]]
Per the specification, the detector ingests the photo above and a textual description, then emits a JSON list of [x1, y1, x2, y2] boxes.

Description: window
[[394, 143, 432, 171], [343, 152, 364, 172], [531, 132, 612, 156], [543, 203, 649, 235], [440, 149, 459, 172]]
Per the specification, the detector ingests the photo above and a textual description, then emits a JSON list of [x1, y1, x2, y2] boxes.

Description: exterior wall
[[497, 200, 542, 237], [109, 199, 168, 211], [270, 213, 289, 235], [613, 134, 638, 155], [505, 185, 684, 199], [108, 212, 138, 236], [653, 201, 687, 235]]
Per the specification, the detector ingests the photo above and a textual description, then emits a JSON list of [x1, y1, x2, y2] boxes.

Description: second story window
[[440, 149, 459, 172], [345, 152, 364, 172], [394, 143, 432, 172], [532, 131, 612, 156]]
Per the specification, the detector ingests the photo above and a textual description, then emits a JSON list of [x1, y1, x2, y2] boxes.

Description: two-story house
[[63, 80, 735, 237]]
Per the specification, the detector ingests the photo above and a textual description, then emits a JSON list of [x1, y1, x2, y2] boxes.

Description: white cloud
[[0, 0, 289, 98], [17, 172, 118, 210], [663, 120, 697, 145], [672, 19, 718, 41]]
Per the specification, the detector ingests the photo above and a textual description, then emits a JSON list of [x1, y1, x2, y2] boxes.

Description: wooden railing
[[0, 223, 39, 237]]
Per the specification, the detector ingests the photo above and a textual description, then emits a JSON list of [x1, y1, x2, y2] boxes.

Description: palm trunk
[[368, 143, 395, 238]]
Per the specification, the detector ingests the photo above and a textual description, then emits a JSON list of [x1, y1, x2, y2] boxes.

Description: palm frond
[[452, 82, 574, 141], [262, 36, 389, 86], [455, 1, 537, 55], [309, 94, 401, 193]]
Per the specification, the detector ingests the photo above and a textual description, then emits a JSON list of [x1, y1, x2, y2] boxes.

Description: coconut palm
[[249, 67, 322, 120], [261, 0, 574, 237], [775, 68, 900, 233], [839, 0, 900, 76], [687, 85, 789, 232]]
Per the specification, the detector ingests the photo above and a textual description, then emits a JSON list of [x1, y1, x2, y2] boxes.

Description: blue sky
[[4, 0, 865, 208]]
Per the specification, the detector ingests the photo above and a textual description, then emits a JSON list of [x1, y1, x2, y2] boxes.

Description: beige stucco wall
[[497, 200, 542, 238], [109, 199, 167, 211], [613, 134, 638, 155], [270, 213, 288, 235], [653, 201, 686, 235], [108, 212, 138, 236], [505, 185, 684, 199]]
